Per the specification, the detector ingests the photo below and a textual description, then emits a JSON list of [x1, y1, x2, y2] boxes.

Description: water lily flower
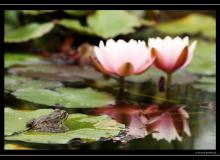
[[93, 39, 155, 77], [148, 36, 197, 74], [92, 39, 155, 97], [148, 36, 197, 97]]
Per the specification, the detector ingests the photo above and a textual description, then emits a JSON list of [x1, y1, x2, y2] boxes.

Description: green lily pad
[[63, 10, 92, 17], [5, 108, 54, 136], [126, 67, 198, 85], [5, 22, 55, 43], [156, 14, 216, 39], [187, 40, 216, 75], [5, 53, 45, 68], [192, 83, 216, 93], [59, 19, 93, 35], [192, 76, 216, 93], [5, 108, 125, 144], [12, 87, 115, 108], [5, 11, 20, 33], [4, 75, 62, 92], [4, 144, 33, 150], [21, 10, 56, 15], [197, 76, 216, 84], [87, 10, 146, 39], [59, 10, 147, 39]]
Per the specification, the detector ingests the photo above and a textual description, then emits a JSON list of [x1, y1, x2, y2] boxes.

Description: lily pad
[[5, 11, 20, 33], [5, 108, 53, 136], [5, 53, 45, 68], [192, 84, 216, 93], [21, 10, 56, 15], [4, 75, 62, 92], [5, 22, 55, 43], [5, 108, 125, 144], [87, 10, 146, 39], [59, 10, 147, 39], [192, 76, 216, 93], [187, 40, 216, 75], [126, 67, 198, 85], [8, 64, 102, 82], [4, 144, 33, 150], [59, 19, 93, 35], [156, 14, 216, 39], [12, 87, 115, 108], [63, 10, 92, 17], [197, 76, 216, 84]]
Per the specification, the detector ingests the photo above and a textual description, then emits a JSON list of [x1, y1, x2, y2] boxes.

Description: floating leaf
[[172, 71, 199, 85], [197, 76, 216, 84], [5, 53, 46, 68], [59, 19, 93, 35], [192, 84, 216, 93], [5, 108, 125, 144], [4, 144, 33, 150], [126, 67, 198, 85], [5, 11, 20, 33], [5, 22, 55, 43], [21, 10, 56, 15], [8, 64, 102, 82], [192, 76, 216, 93], [12, 87, 115, 108], [4, 108, 54, 136], [63, 10, 92, 17], [4, 75, 62, 92], [59, 10, 147, 39], [156, 14, 216, 38], [87, 10, 146, 39], [187, 40, 216, 75]]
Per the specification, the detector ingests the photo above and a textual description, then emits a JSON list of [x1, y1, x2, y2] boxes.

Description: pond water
[[4, 68, 216, 150]]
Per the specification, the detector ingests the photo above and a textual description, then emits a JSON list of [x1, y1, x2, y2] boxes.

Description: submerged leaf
[[5, 22, 55, 43], [5, 108, 125, 144], [12, 87, 115, 108]]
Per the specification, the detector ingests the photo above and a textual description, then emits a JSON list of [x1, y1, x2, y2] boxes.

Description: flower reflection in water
[[94, 102, 191, 143], [145, 103, 191, 142]]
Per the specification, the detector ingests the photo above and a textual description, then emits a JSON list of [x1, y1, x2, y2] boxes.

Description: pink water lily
[[148, 36, 197, 97], [93, 39, 155, 77], [148, 36, 197, 74]]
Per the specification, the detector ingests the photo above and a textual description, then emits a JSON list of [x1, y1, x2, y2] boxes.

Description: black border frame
[[1, 5, 218, 156]]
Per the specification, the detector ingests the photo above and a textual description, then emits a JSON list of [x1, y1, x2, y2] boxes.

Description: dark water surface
[[4, 78, 216, 150]]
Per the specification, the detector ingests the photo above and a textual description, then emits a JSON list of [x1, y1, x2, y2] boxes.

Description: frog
[[26, 109, 69, 133]]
